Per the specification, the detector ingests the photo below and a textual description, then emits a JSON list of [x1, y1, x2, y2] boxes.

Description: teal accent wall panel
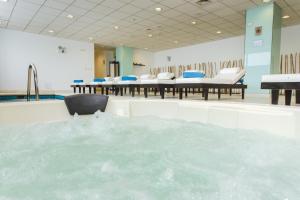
[[116, 46, 133, 76], [244, 3, 282, 93]]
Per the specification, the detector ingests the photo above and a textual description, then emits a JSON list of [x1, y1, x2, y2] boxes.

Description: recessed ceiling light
[[216, 31, 222, 34], [196, 0, 210, 5], [282, 15, 290, 19], [0, 0, 8, 2], [262, 0, 272, 3], [144, 48, 148, 50], [48, 30, 54, 33], [155, 7, 162, 12], [191, 21, 197, 25], [114, 26, 119, 30], [148, 34, 153, 38], [174, 40, 178, 44], [67, 14, 74, 19]]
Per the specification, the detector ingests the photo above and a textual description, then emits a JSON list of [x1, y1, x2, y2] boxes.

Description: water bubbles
[[101, 161, 117, 174], [163, 168, 174, 181], [1, 115, 300, 199], [73, 112, 79, 119]]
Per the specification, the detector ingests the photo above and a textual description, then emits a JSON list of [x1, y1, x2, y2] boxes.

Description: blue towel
[[183, 72, 205, 78], [94, 78, 105, 82], [238, 78, 244, 84], [73, 80, 84, 83], [122, 76, 137, 81]]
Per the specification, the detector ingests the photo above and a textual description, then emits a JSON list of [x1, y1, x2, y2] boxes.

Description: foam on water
[[0, 113, 299, 200]]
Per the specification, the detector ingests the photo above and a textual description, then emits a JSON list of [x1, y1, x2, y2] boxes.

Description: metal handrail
[[27, 64, 39, 101]]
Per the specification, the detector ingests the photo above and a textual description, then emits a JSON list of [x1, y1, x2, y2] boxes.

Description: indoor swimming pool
[[0, 95, 64, 103], [0, 113, 299, 200]]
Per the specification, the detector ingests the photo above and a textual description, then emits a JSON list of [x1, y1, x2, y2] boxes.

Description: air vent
[[196, 0, 210, 5]]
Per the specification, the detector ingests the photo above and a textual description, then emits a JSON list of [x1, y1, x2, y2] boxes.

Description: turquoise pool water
[[0, 95, 64, 102], [0, 113, 299, 199]]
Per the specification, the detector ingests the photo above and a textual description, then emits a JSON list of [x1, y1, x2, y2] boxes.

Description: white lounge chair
[[175, 67, 247, 100], [139, 72, 176, 98], [71, 80, 86, 93], [114, 75, 140, 97], [261, 74, 300, 105]]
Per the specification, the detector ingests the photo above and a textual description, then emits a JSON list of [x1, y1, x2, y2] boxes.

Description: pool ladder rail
[[27, 64, 40, 101]]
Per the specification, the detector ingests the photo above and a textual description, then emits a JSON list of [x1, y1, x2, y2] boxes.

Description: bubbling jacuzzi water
[[0, 112, 299, 200]]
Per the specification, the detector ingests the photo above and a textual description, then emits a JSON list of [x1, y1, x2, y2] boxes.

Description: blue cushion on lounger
[[122, 76, 137, 81], [73, 80, 84, 83], [183, 71, 205, 78], [94, 78, 106, 82]]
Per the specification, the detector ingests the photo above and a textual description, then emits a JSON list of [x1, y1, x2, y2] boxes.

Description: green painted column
[[244, 2, 282, 93], [116, 46, 133, 76]]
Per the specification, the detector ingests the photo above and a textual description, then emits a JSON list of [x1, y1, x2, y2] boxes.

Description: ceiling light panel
[[1, 0, 300, 51]]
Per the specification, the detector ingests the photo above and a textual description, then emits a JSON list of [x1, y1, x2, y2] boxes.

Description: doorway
[[94, 45, 116, 78]]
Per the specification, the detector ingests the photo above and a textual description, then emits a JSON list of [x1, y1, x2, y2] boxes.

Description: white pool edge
[[0, 99, 299, 138]]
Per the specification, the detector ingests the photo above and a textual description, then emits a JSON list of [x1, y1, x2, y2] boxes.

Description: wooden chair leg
[[179, 88, 183, 99], [159, 86, 165, 99], [271, 90, 279, 105], [144, 88, 148, 98], [137, 86, 140, 95], [218, 89, 221, 100], [295, 90, 300, 104], [204, 88, 208, 100], [285, 90, 292, 106], [185, 88, 188, 97], [73, 87, 76, 93], [242, 88, 245, 99], [131, 86, 135, 97]]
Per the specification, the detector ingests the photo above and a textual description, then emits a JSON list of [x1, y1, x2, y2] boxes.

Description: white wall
[[133, 49, 154, 76], [153, 24, 300, 67], [154, 36, 244, 67], [0, 29, 94, 92], [280, 24, 300, 54]]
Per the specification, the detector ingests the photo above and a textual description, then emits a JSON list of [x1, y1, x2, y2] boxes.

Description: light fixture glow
[[262, 0, 272, 3], [155, 7, 162, 12], [144, 47, 148, 50], [216, 31, 222, 34], [282, 15, 290, 19], [88, 37, 94, 41], [67, 14, 74, 19], [48, 30, 54, 33], [148, 34, 153, 38], [174, 40, 178, 44], [114, 26, 119, 29], [191, 21, 197, 25], [0, 0, 8, 2]]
